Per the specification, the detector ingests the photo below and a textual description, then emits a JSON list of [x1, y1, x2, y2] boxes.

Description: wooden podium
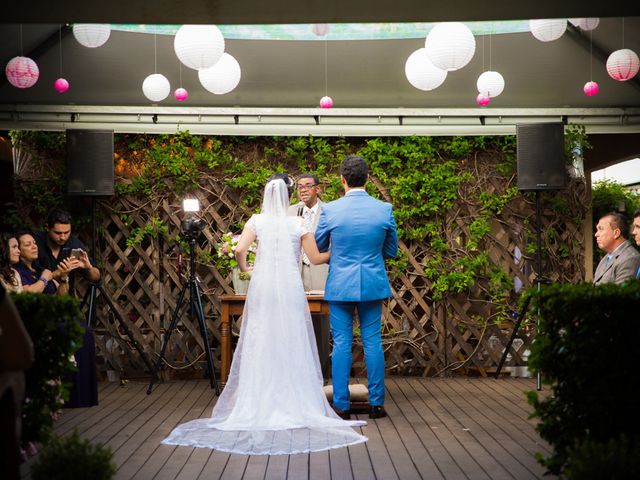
[[218, 294, 329, 386]]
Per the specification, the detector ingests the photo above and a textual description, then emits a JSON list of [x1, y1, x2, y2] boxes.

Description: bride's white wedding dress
[[162, 180, 367, 455]]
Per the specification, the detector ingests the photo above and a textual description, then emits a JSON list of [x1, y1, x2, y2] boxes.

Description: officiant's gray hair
[[266, 173, 294, 196]]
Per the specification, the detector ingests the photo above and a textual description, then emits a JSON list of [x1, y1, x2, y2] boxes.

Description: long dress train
[[162, 208, 367, 455]]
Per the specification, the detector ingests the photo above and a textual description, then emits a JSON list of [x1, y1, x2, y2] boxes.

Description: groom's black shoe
[[332, 406, 351, 420], [369, 406, 388, 419]]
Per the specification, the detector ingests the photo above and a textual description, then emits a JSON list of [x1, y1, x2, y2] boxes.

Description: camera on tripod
[[180, 198, 205, 241]]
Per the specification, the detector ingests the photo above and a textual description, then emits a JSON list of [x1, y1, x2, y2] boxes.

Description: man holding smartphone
[[35, 209, 100, 290]]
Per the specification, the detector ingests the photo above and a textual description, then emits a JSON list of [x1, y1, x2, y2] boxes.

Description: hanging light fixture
[[318, 35, 333, 108], [606, 49, 640, 81], [477, 71, 505, 98], [143, 74, 171, 102], [73, 24, 111, 48], [582, 30, 599, 96], [174, 25, 225, 70], [142, 29, 170, 102], [529, 19, 567, 42], [404, 48, 447, 91], [569, 18, 600, 31], [425, 22, 476, 71], [476, 93, 491, 106], [6, 56, 39, 88], [198, 53, 241, 94], [54, 25, 69, 93]]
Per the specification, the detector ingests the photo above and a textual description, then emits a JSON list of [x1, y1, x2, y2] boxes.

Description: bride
[[162, 174, 367, 455]]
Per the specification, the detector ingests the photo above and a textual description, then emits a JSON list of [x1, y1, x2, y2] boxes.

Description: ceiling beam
[[5, 1, 640, 24]]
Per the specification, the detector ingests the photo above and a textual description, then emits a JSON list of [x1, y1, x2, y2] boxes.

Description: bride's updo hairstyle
[[266, 173, 294, 196]]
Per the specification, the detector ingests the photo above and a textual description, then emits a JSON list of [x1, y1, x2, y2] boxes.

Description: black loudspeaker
[[67, 129, 114, 196], [517, 123, 566, 191]]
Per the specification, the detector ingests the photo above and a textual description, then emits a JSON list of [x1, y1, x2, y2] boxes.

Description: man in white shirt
[[288, 174, 330, 381]]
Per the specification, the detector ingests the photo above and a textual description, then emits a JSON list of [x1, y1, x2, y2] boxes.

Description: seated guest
[[35, 209, 100, 291], [0, 234, 22, 293], [14, 230, 75, 295], [593, 212, 640, 285]]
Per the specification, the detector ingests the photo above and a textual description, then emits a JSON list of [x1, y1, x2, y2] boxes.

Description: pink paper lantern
[[476, 93, 491, 107], [174, 87, 189, 101], [583, 81, 599, 96], [54, 78, 69, 93], [319, 96, 333, 108], [606, 49, 640, 81], [5, 56, 39, 88]]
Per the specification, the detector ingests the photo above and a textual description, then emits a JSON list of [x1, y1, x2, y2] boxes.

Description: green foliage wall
[[4, 130, 589, 377]]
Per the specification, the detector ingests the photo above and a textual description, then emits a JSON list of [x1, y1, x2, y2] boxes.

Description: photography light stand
[[79, 197, 155, 374], [147, 207, 219, 396], [495, 190, 544, 390]]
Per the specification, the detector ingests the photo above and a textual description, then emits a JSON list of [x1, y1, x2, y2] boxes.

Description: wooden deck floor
[[21, 377, 553, 480]]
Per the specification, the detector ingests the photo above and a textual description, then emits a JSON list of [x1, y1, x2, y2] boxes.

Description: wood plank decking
[[21, 377, 553, 480]]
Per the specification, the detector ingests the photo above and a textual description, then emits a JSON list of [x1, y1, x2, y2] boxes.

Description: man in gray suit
[[287, 173, 331, 381], [593, 212, 640, 284]]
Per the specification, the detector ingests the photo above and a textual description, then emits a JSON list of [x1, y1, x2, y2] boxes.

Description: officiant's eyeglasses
[[297, 183, 317, 191]]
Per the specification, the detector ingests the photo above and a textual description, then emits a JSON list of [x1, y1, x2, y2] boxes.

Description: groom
[[315, 155, 398, 419]]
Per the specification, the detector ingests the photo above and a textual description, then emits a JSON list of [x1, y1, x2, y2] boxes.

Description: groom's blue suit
[[315, 190, 398, 410]]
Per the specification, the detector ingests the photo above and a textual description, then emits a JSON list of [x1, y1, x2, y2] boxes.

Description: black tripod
[[78, 197, 155, 374], [81, 282, 155, 374], [147, 235, 220, 395], [495, 190, 544, 390]]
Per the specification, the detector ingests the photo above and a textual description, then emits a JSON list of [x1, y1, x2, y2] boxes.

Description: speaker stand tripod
[[147, 236, 220, 395], [495, 190, 544, 391], [80, 282, 155, 374]]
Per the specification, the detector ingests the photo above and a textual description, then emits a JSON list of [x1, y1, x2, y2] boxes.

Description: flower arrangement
[[215, 232, 256, 280]]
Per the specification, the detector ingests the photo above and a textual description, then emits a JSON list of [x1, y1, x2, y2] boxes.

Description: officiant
[[288, 174, 330, 382]]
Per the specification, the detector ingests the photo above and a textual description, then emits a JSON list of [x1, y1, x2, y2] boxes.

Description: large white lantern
[[5, 56, 39, 88], [529, 19, 567, 42], [606, 49, 640, 81], [477, 71, 505, 98], [568, 18, 600, 31], [424, 22, 476, 72], [404, 48, 447, 91], [142, 73, 170, 102], [174, 25, 225, 70], [73, 24, 111, 48], [198, 53, 241, 94]]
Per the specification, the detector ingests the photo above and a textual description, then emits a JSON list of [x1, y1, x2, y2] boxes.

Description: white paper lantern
[[73, 24, 111, 48], [606, 49, 640, 81], [568, 18, 600, 31], [425, 22, 476, 71], [142, 73, 170, 102], [477, 71, 505, 98], [529, 19, 567, 42], [174, 25, 225, 70], [404, 48, 447, 91], [5, 56, 39, 88], [198, 53, 241, 94], [310, 24, 330, 37]]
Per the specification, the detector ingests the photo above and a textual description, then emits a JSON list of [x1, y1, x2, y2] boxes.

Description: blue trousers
[[329, 300, 385, 410]]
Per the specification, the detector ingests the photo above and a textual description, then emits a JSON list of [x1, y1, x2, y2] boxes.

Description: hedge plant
[[11, 293, 85, 445], [526, 281, 640, 476]]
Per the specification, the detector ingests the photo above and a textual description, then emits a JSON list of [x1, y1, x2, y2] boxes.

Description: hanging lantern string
[[589, 30, 593, 80], [179, 61, 183, 88], [20, 24, 23, 56], [622, 17, 625, 48], [154, 28, 158, 73], [59, 24, 63, 75], [481, 33, 485, 71], [324, 38, 328, 96], [489, 28, 492, 70]]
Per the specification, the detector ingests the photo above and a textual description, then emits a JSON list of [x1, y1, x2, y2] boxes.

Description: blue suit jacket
[[315, 190, 398, 302]]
